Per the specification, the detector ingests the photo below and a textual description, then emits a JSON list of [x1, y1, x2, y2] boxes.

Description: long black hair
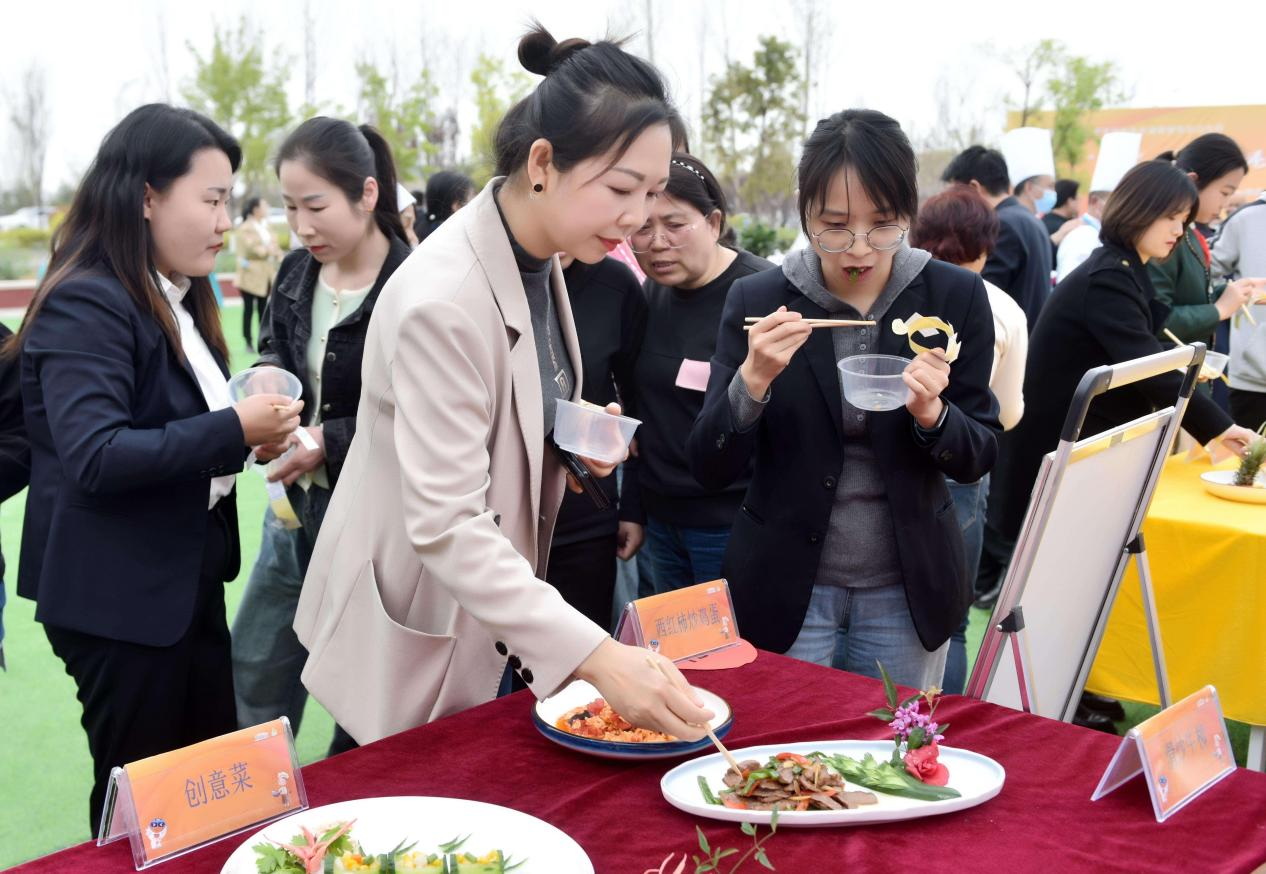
[[1158, 133, 1248, 190], [417, 170, 475, 243], [661, 152, 736, 248], [493, 22, 682, 179], [274, 117, 407, 245], [1100, 161, 1199, 252], [6, 103, 238, 360], [798, 109, 919, 235]]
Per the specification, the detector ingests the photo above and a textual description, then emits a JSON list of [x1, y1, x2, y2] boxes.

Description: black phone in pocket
[[550, 440, 612, 510]]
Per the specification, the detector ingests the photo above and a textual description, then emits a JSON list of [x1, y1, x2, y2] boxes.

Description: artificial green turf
[[0, 305, 1253, 865]]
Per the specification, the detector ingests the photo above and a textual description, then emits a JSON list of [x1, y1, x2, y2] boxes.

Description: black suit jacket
[[18, 270, 246, 646], [983, 197, 1053, 331], [688, 260, 1000, 653], [0, 323, 31, 585], [255, 237, 411, 487], [989, 243, 1233, 540]]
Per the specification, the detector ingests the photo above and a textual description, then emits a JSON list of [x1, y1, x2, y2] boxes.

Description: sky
[[3, 0, 1264, 194]]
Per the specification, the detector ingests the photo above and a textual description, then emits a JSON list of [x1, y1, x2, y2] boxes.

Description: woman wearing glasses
[[688, 109, 999, 687], [628, 152, 772, 593]]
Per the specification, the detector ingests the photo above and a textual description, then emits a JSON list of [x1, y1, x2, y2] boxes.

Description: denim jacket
[[255, 237, 411, 487]]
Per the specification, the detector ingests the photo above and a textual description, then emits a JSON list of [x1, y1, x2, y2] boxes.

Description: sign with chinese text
[[615, 579, 743, 663], [97, 718, 307, 868], [1092, 685, 1234, 822]]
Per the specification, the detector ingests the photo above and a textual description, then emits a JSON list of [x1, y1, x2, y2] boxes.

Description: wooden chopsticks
[[743, 316, 875, 332], [645, 656, 743, 776], [1164, 328, 1231, 385]]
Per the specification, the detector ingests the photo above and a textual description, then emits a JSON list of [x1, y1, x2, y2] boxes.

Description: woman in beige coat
[[294, 26, 713, 746], [236, 196, 281, 350]]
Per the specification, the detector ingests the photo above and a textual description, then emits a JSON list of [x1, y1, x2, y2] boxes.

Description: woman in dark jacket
[[628, 152, 771, 594], [990, 161, 1259, 544], [546, 253, 647, 629], [9, 105, 300, 829], [688, 110, 1000, 688], [230, 117, 411, 751]]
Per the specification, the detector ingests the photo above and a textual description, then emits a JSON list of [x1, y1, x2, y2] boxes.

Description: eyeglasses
[[629, 222, 697, 254], [811, 224, 908, 254]]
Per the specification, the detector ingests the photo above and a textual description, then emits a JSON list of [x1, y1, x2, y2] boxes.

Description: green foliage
[[1006, 39, 1065, 127], [702, 36, 804, 224], [468, 54, 532, 186], [692, 811, 777, 872], [356, 63, 443, 183], [732, 216, 797, 259], [1047, 56, 1125, 173], [182, 17, 292, 192], [0, 227, 52, 248]]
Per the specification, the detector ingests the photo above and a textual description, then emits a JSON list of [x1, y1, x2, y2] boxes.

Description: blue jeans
[[943, 474, 989, 695], [640, 517, 731, 596], [784, 583, 948, 689], [230, 484, 331, 733]]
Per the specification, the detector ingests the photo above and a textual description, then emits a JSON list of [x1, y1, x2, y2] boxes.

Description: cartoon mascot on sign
[[145, 817, 168, 850]]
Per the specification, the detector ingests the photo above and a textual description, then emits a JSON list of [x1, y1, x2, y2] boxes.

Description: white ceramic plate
[[1201, 469, 1266, 504], [219, 796, 592, 873], [533, 679, 733, 760], [661, 740, 1005, 827]]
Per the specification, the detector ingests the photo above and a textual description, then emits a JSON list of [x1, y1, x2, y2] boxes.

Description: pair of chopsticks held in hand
[[743, 315, 875, 332], [645, 656, 745, 777], [1163, 327, 1231, 385]]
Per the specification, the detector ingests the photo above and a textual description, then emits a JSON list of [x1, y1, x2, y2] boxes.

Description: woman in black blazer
[[7, 105, 300, 831], [990, 161, 1259, 543], [689, 110, 999, 688]]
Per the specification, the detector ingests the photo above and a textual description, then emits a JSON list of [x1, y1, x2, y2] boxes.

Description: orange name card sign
[[1092, 685, 1234, 822], [615, 579, 740, 662], [98, 718, 308, 868]]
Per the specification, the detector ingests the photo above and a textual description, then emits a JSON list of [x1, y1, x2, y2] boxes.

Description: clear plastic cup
[[1200, 351, 1229, 381], [837, 354, 912, 411], [553, 400, 641, 464], [227, 366, 317, 460], [228, 366, 303, 402]]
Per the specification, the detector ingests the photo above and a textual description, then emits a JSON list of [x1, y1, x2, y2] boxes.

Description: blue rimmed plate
[[532, 679, 733, 760]]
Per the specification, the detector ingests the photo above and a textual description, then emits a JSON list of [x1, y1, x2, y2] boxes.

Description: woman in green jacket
[[1150, 134, 1263, 343]]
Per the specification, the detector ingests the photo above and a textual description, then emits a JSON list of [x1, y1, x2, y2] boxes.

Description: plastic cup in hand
[[227, 366, 317, 460], [1200, 351, 1229, 381], [837, 354, 913, 412], [553, 399, 641, 464]]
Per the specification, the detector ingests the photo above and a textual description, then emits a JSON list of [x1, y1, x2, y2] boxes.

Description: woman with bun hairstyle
[[230, 118, 413, 750], [627, 152, 772, 594], [8, 104, 301, 829], [1151, 134, 1264, 344], [293, 25, 715, 745]]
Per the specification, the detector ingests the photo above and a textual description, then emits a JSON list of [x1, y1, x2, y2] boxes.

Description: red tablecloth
[[10, 652, 1266, 873]]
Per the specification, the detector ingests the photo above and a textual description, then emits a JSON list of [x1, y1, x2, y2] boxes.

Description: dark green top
[[1148, 226, 1226, 343]]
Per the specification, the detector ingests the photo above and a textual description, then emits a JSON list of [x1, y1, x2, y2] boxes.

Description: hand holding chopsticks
[[645, 655, 743, 776], [743, 316, 875, 331]]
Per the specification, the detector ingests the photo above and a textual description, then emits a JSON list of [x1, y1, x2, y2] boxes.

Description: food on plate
[[555, 697, 675, 743], [253, 825, 523, 874], [1234, 426, 1265, 487], [700, 753, 879, 811], [808, 750, 961, 802]]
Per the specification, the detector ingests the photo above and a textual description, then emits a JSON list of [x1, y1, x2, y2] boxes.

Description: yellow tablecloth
[[1087, 455, 1266, 724]]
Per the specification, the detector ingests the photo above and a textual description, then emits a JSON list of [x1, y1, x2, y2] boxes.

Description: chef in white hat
[[1055, 131, 1142, 281], [1001, 127, 1057, 217]]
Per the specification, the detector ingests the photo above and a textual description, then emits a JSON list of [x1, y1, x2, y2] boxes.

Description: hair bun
[[1154, 150, 1177, 163], [518, 23, 591, 76]]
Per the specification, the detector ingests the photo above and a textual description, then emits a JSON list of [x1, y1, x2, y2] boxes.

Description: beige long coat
[[294, 180, 608, 744]]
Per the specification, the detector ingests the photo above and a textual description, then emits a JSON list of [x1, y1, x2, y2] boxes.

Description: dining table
[[9, 650, 1266, 873]]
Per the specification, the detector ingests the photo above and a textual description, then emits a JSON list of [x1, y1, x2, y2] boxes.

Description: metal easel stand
[[992, 534, 1174, 717]]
